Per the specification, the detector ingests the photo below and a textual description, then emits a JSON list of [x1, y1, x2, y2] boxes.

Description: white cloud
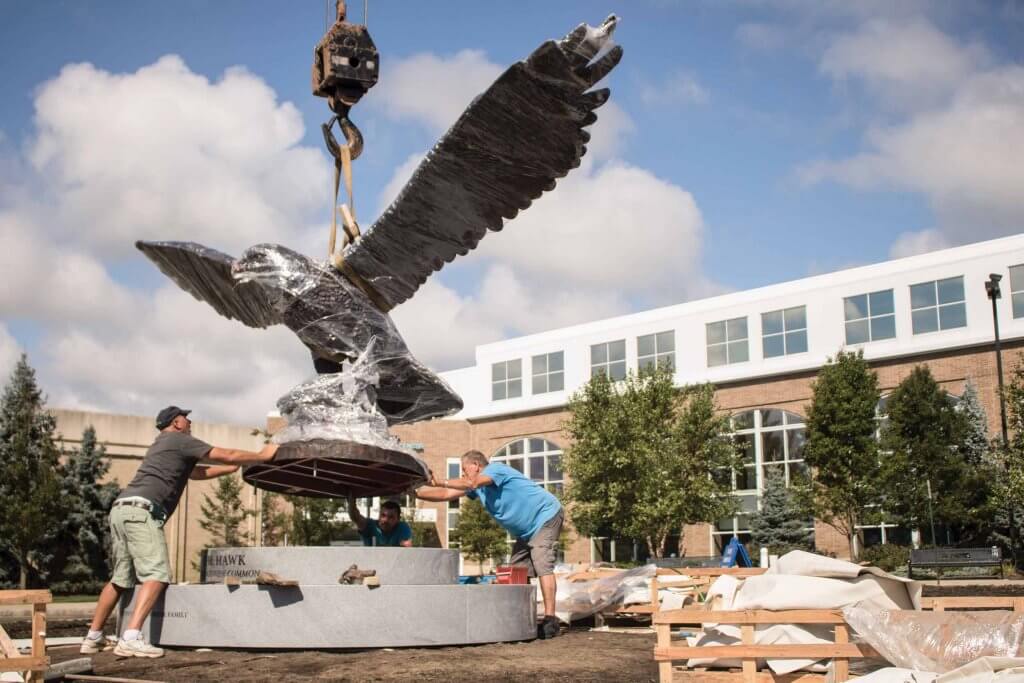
[[369, 50, 503, 134], [26, 56, 329, 257], [640, 71, 709, 107], [819, 19, 989, 110], [888, 229, 952, 260], [0, 324, 21, 382]]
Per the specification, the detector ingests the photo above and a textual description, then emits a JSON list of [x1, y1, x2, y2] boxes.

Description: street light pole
[[986, 273, 1016, 563]]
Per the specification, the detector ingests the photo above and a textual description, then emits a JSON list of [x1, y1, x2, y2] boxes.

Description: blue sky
[[1, 1, 1022, 422]]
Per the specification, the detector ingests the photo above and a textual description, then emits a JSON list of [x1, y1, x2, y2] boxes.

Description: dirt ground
[[45, 627, 659, 683]]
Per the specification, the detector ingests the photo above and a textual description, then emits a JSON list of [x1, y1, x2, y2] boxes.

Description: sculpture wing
[[136, 241, 281, 328], [341, 16, 623, 309]]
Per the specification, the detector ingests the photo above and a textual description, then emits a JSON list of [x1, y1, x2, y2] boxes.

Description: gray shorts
[[509, 509, 564, 578]]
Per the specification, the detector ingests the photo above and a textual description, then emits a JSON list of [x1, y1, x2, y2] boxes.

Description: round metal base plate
[[242, 439, 429, 498]]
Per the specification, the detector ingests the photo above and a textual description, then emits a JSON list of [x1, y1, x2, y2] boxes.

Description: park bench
[[907, 547, 1003, 580]]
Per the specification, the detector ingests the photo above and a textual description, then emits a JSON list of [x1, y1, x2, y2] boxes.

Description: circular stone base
[[242, 439, 429, 498]]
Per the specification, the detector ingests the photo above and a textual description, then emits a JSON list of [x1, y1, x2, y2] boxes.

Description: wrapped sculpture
[[137, 15, 623, 497]]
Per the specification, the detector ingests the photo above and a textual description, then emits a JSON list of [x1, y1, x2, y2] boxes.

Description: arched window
[[492, 438, 564, 497], [714, 409, 807, 552]]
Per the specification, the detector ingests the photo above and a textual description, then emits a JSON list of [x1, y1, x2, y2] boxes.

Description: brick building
[[395, 234, 1024, 564]]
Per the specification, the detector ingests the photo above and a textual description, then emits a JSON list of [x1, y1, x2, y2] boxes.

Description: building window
[[707, 317, 749, 367], [713, 409, 809, 552], [493, 438, 564, 499], [445, 457, 461, 548], [491, 359, 522, 400], [591, 340, 626, 381], [844, 289, 896, 345], [638, 330, 675, 372], [1010, 265, 1024, 319], [532, 351, 565, 394], [910, 276, 966, 334], [761, 306, 808, 358]]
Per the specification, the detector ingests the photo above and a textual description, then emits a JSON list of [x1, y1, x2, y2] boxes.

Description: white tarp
[[690, 550, 921, 675]]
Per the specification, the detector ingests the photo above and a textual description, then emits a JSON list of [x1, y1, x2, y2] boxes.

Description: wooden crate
[[653, 608, 878, 683], [0, 590, 51, 682]]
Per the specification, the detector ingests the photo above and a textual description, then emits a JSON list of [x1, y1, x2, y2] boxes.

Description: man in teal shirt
[[347, 496, 413, 547], [415, 449, 563, 639]]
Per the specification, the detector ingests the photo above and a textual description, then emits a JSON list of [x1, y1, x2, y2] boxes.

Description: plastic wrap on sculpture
[[272, 339, 410, 453], [843, 606, 1024, 674], [232, 243, 463, 426], [555, 564, 656, 623]]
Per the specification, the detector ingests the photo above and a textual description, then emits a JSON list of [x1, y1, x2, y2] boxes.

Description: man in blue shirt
[[347, 496, 413, 547], [415, 449, 563, 639]]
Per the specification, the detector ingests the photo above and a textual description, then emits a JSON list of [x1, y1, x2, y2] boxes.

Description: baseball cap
[[156, 405, 191, 430]]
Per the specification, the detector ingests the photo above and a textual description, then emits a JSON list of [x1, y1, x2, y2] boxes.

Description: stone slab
[[120, 584, 537, 648], [201, 547, 458, 585]]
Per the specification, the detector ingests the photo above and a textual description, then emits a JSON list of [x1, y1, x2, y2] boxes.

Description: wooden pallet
[[0, 590, 50, 682], [654, 608, 878, 683]]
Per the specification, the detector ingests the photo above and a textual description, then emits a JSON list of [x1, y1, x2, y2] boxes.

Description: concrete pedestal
[[201, 546, 459, 585], [119, 547, 537, 648], [122, 584, 536, 648]]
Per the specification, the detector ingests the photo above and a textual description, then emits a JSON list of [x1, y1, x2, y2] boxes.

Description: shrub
[[860, 544, 910, 573]]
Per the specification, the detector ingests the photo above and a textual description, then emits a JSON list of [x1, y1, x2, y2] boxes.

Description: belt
[[113, 498, 166, 519]]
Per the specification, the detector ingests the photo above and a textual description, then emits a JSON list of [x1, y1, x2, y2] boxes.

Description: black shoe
[[538, 616, 560, 639]]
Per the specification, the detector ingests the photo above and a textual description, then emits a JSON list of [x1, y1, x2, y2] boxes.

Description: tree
[[260, 491, 292, 546], [880, 365, 985, 544], [54, 426, 120, 593], [800, 350, 881, 561], [959, 380, 990, 466], [197, 474, 252, 547], [993, 360, 1024, 558], [563, 364, 737, 558], [749, 467, 814, 556], [288, 497, 345, 546], [451, 498, 508, 567], [0, 355, 67, 588]]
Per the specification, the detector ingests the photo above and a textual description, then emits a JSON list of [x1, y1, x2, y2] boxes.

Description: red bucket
[[495, 565, 529, 585]]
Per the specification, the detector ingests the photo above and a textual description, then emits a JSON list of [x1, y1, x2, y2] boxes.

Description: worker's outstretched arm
[[414, 487, 466, 502], [442, 473, 493, 490], [347, 494, 367, 532], [189, 464, 239, 480], [207, 443, 279, 465]]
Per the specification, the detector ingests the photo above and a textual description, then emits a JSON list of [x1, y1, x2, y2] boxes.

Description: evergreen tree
[[197, 474, 252, 547], [564, 365, 737, 558], [260, 491, 292, 546], [288, 496, 345, 545], [800, 350, 881, 561], [451, 498, 508, 568], [749, 467, 814, 556], [54, 426, 120, 593], [0, 355, 67, 588], [959, 380, 991, 466], [993, 361, 1024, 559], [880, 365, 985, 544]]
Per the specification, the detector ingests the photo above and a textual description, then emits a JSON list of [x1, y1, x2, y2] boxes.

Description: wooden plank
[[0, 623, 19, 659], [0, 654, 47, 669], [657, 623, 673, 683], [615, 604, 658, 614], [655, 609, 846, 625], [31, 601, 46, 660], [0, 590, 52, 606], [921, 596, 1022, 610], [673, 671, 827, 682], [834, 623, 849, 682], [674, 568, 766, 577], [741, 624, 756, 683], [655, 643, 878, 660], [65, 675, 168, 683]]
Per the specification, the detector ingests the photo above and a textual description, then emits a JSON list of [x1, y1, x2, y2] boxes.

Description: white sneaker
[[79, 634, 113, 654], [113, 636, 164, 658]]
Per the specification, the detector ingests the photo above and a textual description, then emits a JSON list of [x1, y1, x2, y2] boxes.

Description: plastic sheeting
[[555, 564, 656, 623], [844, 607, 1024, 674]]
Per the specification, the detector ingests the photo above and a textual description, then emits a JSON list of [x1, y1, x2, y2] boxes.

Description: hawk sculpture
[[137, 15, 623, 497]]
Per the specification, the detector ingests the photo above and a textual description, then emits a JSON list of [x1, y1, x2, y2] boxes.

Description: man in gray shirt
[[80, 405, 279, 658]]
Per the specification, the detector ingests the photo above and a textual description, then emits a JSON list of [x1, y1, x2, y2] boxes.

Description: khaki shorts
[[509, 509, 564, 578], [109, 504, 172, 587]]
